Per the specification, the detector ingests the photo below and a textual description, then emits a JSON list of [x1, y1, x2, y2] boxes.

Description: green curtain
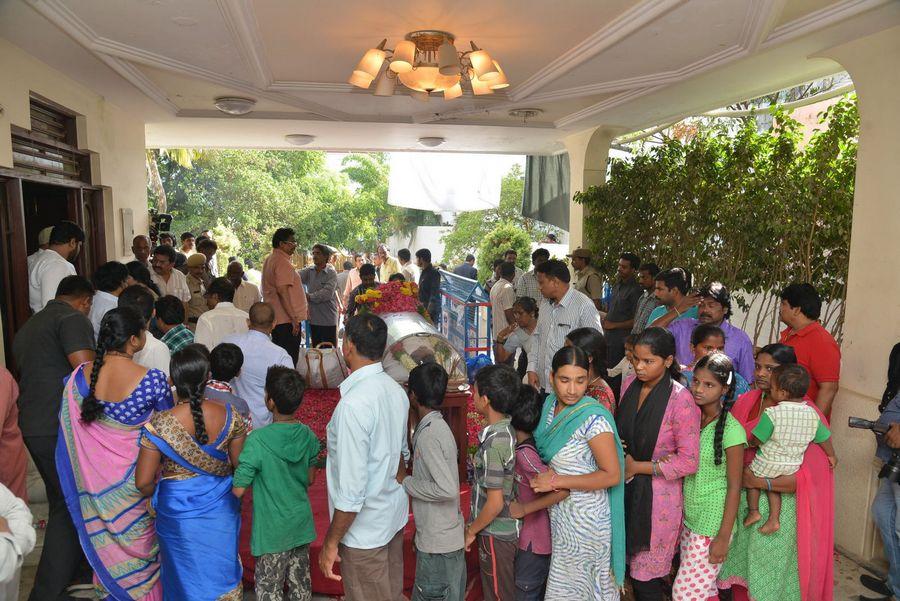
[[522, 153, 570, 230]]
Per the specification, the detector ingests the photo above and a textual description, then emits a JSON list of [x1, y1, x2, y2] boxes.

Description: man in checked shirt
[[526, 259, 603, 394]]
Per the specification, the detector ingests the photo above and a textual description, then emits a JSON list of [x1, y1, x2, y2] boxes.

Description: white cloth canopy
[[387, 152, 521, 212]]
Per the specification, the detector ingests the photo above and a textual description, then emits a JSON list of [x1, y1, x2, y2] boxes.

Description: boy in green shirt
[[233, 366, 321, 601]]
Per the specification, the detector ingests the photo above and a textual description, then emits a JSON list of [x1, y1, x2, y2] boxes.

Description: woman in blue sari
[[135, 345, 248, 600]]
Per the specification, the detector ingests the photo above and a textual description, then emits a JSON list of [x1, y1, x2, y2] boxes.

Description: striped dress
[[545, 412, 620, 600]]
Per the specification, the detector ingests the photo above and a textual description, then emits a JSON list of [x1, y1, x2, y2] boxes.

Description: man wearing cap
[[184, 253, 209, 330], [668, 281, 755, 382], [26, 226, 54, 272], [29, 221, 84, 314], [569, 248, 604, 311]]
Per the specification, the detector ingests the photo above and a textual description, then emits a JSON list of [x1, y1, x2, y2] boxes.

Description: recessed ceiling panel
[[541, 0, 748, 94], [58, 0, 254, 82], [253, 0, 640, 86], [774, 0, 844, 29]]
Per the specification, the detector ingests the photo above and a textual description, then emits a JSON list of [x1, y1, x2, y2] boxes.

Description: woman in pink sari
[[718, 343, 835, 601], [56, 308, 173, 600]]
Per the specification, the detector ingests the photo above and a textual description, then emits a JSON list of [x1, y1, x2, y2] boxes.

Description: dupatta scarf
[[534, 393, 626, 587], [141, 407, 244, 601], [729, 389, 835, 601], [56, 364, 163, 601]]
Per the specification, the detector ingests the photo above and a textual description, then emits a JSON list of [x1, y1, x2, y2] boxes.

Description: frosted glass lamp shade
[[469, 49, 498, 81], [373, 69, 396, 96], [470, 73, 494, 95], [438, 41, 459, 75], [390, 40, 416, 73], [354, 48, 386, 80], [348, 70, 374, 88], [444, 82, 462, 99], [489, 61, 508, 89]]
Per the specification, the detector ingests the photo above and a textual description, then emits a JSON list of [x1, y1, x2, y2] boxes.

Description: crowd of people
[[1, 220, 899, 601]]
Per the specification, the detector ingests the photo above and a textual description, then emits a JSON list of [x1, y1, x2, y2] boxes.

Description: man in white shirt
[[150, 245, 191, 308], [118, 285, 171, 376], [490, 262, 517, 364], [223, 302, 294, 429], [0, 483, 36, 601], [319, 314, 409, 599], [25, 226, 54, 273], [131, 235, 152, 271], [88, 261, 129, 338], [194, 278, 249, 350], [226, 261, 261, 313], [397, 248, 420, 284], [28, 221, 83, 314], [244, 258, 262, 288]]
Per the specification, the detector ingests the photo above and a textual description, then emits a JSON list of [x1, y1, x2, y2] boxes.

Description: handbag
[[296, 342, 349, 389]]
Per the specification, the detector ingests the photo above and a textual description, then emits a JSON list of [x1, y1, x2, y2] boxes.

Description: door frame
[[0, 170, 107, 367]]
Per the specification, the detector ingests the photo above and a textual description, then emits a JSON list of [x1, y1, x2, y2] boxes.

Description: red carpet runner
[[239, 388, 483, 598]]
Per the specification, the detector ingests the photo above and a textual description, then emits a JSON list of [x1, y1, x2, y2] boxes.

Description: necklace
[[106, 351, 134, 359]]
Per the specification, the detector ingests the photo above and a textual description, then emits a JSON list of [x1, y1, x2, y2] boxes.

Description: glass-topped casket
[[380, 311, 468, 386]]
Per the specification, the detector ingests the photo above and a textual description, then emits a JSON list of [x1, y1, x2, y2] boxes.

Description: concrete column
[[822, 25, 900, 563], [563, 128, 616, 248]]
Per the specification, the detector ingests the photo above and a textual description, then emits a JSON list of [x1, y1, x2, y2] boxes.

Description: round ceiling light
[[418, 137, 445, 148], [213, 96, 256, 115], [284, 134, 316, 146]]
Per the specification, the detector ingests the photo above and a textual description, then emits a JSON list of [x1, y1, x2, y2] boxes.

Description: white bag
[[296, 342, 349, 389]]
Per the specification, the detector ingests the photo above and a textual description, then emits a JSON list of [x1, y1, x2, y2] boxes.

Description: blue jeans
[[872, 477, 900, 597]]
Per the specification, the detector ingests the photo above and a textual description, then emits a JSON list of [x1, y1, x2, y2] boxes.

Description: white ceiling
[[1, 0, 898, 154]]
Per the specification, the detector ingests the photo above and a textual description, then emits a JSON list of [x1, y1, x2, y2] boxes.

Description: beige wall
[[822, 25, 900, 563], [564, 128, 616, 248], [0, 38, 149, 365]]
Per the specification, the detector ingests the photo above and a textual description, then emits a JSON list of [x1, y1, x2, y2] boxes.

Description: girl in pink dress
[[617, 327, 700, 600]]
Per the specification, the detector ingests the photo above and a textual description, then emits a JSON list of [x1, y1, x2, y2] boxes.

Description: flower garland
[[355, 281, 431, 321]]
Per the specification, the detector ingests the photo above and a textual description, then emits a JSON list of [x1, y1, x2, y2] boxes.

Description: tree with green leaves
[[575, 95, 857, 343], [475, 223, 533, 280], [149, 150, 437, 264], [441, 163, 557, 277]]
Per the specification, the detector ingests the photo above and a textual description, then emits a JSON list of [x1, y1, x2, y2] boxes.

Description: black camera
[[148, 209, 173, 243], [848, 417, 900, 483]]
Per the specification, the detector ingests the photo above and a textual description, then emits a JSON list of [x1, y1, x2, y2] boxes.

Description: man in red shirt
[[261, 227, 308, 365], [778, 283, 841, 418]]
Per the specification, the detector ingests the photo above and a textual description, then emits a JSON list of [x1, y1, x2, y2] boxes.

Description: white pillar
[[822, 25, 900, 563], [563, 128, 616, 248]]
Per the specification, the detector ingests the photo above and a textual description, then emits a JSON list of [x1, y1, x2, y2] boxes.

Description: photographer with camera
[[857, 342, 900, 601]]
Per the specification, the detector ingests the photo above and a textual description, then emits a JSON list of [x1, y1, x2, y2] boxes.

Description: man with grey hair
[[131, 234, 152, 271], [300, 243, 339, 346]]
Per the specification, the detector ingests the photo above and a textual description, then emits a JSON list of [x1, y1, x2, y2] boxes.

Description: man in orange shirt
[[778, 283, 841, 418], [0, 367, 27, 501], [261, 228, 308, 365]]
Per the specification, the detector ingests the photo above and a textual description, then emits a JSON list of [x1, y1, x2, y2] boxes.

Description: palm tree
[[146, 148, 207, 213]]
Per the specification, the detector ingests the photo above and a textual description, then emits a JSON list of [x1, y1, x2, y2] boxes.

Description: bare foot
[[743, 510, 762, 527], [758, 518, 781, 535]]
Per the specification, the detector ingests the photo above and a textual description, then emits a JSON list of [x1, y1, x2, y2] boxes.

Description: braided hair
[[81, 307, 145, 423], [170, 346, 210, 444], [694, 352, 737, 466]]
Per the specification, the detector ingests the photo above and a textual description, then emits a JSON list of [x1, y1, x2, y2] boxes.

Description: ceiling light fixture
[[350, 31, 507, 100], [213, 96, 256, 115], [284, 134, 316, 146], [508, 108, 543, 125], [417, 137, 446, 148]]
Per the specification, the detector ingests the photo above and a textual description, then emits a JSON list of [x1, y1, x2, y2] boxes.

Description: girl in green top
[[671, 353, 746, 599]]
